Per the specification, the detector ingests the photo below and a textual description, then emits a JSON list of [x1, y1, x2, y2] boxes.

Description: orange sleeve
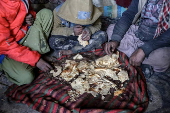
[[0, 13, 40, 66]]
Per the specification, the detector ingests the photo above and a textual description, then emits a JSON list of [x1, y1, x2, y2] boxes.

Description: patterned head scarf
[[154, 0, 170, 38]]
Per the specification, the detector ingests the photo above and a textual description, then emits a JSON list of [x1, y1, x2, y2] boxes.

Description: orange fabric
[[0, 0, 40, 66]]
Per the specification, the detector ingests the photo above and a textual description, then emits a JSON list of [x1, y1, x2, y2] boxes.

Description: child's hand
[[81, 28, 91, 41], [25, 14, 34, 26], [36, 58, 53, 72], [73, 25, 83, 36]]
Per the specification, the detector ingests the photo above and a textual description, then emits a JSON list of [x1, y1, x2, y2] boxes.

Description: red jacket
[[0, 0, 40, 66]]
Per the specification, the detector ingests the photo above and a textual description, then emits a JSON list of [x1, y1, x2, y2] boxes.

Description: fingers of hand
[[36, 59, 53, 72], [25, 14, 34, 25], [26, 17, 34, 21], [41, 66, 48, 72], [104, 42, 117, 55], [26, 21, 34, 25], [25, 18, 34, 25], [82, 30, 87, 34], [83, 28, 90, 34], [104, 43, 111, 55], [82, 29, 91, 40], [74, 29, 83, 36], [42, 64, 53, 72], [81, 34, 90, 41], [46, 63, 53, 70], [109, 46, 114, 54], [84, 36, 90, 41], [104, 44, 108, 54]]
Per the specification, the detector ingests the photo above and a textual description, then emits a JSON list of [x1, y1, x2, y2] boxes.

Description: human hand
[[104, 41, 119, 55], [25, 14, 34, 26], [129, 48, 145, 66], [36, 58, 53, 72], [81, 28, 91, 41], [73, 25, 83, 36]]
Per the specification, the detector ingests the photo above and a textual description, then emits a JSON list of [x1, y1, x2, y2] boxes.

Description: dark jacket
[[111, 0, 170, 57]]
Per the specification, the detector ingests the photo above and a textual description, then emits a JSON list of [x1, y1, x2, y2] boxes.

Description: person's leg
[[48, 35, 79, 57], [107, 24, 143, 57], [107, 24, 170, 73], [71, 31, 107, 53], [19, 8, 53, 54], [142, 47, 170, 72], [0, 9, 53, 85], [107, 24, 153, 77], [49, 35, 79, 51], [49, 31, 107, 57], [1, 57, 34, 86]]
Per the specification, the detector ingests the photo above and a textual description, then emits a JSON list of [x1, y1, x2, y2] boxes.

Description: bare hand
[[73, 25, 83, 36], [81, 28, 91, 41], [25, 14, 34, 26], [129, 49, 145, 66], [36, 58, 53, 72], [104, 41, 119, 55]]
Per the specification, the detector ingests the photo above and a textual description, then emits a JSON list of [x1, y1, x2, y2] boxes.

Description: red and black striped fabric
[[5, 50, 149, 113]]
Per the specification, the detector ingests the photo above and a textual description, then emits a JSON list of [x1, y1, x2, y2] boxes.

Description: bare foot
[[60, 50, 73, 55]]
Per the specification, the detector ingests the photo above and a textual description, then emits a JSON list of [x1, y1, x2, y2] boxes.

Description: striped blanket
[[5, 50, 149, 113]]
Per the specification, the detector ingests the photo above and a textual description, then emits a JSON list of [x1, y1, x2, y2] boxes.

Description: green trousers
[[0, 9, 53, 85]]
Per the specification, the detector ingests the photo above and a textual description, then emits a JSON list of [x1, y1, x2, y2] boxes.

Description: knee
[[91, 31, 107, 43], [153, 64, 170, 72], [49, 35, 61, 49], [147, 47, 170, 72], [37, 8, 53, 20], [17, 73, 34, 86], [39, 8, 52, 15], [154, 60, 170, 72]]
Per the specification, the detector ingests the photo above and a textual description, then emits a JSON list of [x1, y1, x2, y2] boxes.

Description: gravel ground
[[0, 73, 39, 113]]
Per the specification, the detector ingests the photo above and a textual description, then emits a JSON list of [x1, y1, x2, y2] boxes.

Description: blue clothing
[[0, 55, 5, 63], [49, 31, 107, 54], [111, 0, 170, 57]]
